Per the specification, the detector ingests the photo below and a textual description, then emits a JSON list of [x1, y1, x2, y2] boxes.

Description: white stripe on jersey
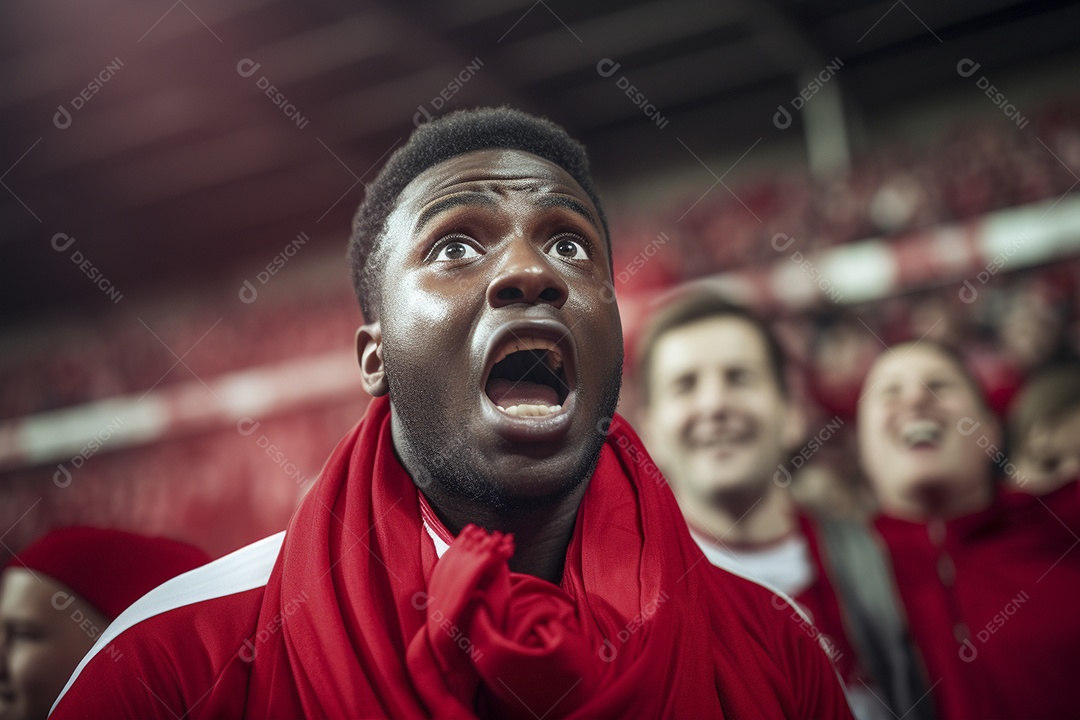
[[51, 531, 285, 714]]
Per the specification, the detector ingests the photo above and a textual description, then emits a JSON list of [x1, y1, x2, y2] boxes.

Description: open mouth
[[901, 419, 942, 449], [485, 336, 570, 417]]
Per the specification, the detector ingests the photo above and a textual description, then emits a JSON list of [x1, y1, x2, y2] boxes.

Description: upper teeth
[[902, 420, 941, 446], [492, 336, 563, 370]]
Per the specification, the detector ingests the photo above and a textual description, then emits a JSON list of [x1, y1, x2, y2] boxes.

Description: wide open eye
[[433, 238, 481, 262], [548, 235, 589, 260]]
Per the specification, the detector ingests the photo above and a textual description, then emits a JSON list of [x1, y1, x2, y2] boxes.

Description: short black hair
[[347, 106, 610, 320], [636, 289, 789, 406]]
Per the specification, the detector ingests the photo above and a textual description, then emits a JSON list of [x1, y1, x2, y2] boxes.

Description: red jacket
[[875, 481, 1080, 719]]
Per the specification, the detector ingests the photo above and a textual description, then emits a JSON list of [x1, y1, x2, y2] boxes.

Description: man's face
[[643, 316, 797, 507], [857, 344, 995, 516], [372, 149, 622, 508], [0, 569, 106, 720]]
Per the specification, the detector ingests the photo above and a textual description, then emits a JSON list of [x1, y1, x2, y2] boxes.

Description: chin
[[448, 443, 599, 511], [698, 471, 760, 499], [899, 475, 956, 508], [692, 456, 753, 489]]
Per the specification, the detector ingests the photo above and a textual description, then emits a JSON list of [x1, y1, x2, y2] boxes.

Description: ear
[[355, 323, 388, 397]]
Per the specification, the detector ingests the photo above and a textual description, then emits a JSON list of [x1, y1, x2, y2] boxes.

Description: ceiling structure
[[2, 0, 1078, 325]]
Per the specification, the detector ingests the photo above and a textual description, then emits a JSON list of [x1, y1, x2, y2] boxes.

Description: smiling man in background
[[637, 290, 889, 720], [52, 107, 851, 719]]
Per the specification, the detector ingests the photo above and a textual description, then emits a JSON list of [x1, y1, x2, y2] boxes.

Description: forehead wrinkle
[[413, 185, 600, 238], [415, 192, 499, 232], [425, 169, 563, 197]]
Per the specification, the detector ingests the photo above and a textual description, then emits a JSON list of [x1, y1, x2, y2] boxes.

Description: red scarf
[[243, 396, 790, 718]]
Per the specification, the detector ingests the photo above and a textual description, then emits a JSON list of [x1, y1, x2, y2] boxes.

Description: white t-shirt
[[688, 525, 816, 597], [689, 524, 890, 720]]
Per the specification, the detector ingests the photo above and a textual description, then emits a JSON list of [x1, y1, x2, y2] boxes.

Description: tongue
[[486, 378, 560, 407]]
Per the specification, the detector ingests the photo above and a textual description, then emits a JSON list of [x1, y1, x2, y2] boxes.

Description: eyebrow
[[536, 195, 600, 232]]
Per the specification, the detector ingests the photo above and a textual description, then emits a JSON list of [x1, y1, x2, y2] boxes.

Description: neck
[[390, 407, 586, 584], [882, 476, 994, 522], [681, 479, 796, 546], [421, 484, 585, 584]]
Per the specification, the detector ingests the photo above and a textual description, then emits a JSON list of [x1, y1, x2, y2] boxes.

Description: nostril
[[497, 287, 525, 301], [539, 288, 561, 303]]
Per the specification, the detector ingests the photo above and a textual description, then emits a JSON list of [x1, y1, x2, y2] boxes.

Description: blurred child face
[[1014, 409, 1080, 495], [0, 569, 107, 720]]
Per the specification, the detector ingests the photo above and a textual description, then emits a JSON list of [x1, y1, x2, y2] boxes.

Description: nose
[[486, 237, 568, 310], [901, 379, 936, 409], [694, 373, 731, 417]]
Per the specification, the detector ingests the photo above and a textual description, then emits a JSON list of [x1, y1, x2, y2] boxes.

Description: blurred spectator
[[997, 274, 1072, 370], [635, 290, 885, 720], [963, 273, 1075, 415], [0, 527, 210, 720], [856, 341, 1080, 719], [1007, 363, 1080, 495], [807, 312, 881, 424]]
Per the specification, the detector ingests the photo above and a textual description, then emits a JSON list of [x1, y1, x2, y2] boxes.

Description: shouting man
[[52, 108, 851, 719]]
